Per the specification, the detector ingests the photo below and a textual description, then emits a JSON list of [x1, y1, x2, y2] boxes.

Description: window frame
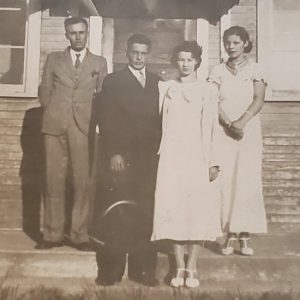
[[258, 0, 300, 101], [0, 0, 41, 98]]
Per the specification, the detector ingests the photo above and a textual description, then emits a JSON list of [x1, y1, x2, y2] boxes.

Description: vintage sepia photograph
[[0, 0, 299, 299]]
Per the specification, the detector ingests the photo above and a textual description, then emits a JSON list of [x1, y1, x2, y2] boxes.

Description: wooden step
[[0, 231, 299, 281]]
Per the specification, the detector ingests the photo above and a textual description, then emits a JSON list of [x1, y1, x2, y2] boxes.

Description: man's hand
[[111, 154, 125, 172], [209, 166, 219, 182]]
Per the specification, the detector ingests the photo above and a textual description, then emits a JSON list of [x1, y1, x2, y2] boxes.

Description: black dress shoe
[[35, 240, 64, 250], [73, 242, 93, 252], [96, 269, 123, 286], [95, 276, 121, 286]]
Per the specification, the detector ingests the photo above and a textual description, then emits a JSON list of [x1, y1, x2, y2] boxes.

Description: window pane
[[270, 1, 300, 98], [0, 48, 24, 84], [272, 3, 300, 51], [0, 10, 26, 46]]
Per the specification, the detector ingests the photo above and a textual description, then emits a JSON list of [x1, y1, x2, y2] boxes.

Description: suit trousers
[[43, 121, 90, 244], [95, 156, 158, 284]]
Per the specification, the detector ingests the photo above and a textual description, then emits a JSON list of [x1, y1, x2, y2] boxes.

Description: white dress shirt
[[70, 48, 87, 66], [128, 65, 146, 84]]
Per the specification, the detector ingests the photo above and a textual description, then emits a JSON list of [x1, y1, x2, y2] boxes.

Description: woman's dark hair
[[223, 26, 253, 53], [171, 41, 202, 70]]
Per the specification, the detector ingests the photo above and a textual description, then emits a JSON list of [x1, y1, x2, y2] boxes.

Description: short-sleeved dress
[[151, 80, 222, 241], [208, 59, 267, 234]]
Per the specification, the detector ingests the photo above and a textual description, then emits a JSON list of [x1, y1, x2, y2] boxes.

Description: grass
[[0, 285, 299, 300]]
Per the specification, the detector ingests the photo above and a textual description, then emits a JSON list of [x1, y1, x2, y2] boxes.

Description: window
[[111, 18, 210, 80], [258, 0, 300, 101], [0, 0, 41, 97], [113, 19, 196, 79]]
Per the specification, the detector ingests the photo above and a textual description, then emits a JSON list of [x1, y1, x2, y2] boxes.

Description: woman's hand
[[223, 122, 243, 140], [209, 166, 219, 182], [228, 119, 245, 140], [231, 118, 246, 131]]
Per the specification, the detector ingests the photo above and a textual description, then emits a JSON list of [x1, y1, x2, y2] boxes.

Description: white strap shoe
[[185, 269, 199, 288], [170, 268, 185, 288], [239, 236, 254, 256], [221, 233, 238, 256]]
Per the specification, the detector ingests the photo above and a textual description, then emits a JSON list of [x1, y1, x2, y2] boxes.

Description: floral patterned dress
[[151, 80, 222, 241]]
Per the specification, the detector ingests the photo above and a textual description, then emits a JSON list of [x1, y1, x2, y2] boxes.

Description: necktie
[[138, 70, 146, 88], [75, 53, 81, 69]]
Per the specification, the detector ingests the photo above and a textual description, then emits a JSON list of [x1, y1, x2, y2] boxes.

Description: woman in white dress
[[208, 26, 267, 256], [151, 41, 222, 288]]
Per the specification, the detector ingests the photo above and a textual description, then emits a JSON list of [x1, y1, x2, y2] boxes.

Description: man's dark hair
[[64, 17, 88, 30], [127, 34, 152, 51]]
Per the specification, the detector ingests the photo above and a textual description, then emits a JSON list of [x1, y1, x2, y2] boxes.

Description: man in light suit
[[37, 17, 107, 251], [93, 34, 161, 285]]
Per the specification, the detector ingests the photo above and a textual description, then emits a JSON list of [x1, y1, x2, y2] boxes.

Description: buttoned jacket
[[39, 48, 107, 136]]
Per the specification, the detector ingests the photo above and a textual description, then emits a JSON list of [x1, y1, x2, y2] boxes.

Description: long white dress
[[208, 59, 267, 234], [151, 80, 222, 241]]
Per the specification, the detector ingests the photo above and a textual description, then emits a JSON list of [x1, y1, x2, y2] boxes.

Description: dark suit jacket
[[39, 48, 107, 136], [96, 67, 161, 212], [99, 67, 161, 164]]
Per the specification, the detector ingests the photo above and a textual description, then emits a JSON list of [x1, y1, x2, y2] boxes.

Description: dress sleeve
[[207, 65, 222, 86], [157, 80, 174, 155], [201, 83, 221, 167], [208, 82, 219, 102], [158, 80, 173, 113], [252, 62, 268, 85], [207, 65, 222, 103]]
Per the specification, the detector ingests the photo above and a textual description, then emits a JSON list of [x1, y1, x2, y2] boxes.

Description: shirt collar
[[128, 65, 146, 79], [70, 48, 87, 64]]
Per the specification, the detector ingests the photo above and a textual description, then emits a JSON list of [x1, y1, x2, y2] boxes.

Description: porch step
[[0, 231, 299, 293]]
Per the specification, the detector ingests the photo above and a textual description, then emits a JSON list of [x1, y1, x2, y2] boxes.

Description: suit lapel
[[123, 67, 158, 94], [144, 70, 154, 90], [58, 48, 77, 82], [125, 67, 146, 90], [116, 68, 143, 112], [78, 49, 94, 82]]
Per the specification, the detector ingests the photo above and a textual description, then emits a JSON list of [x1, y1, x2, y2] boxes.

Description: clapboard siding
[[0, 1, 300, 232], [0, 98, 42, 228], [39, 17, 70, 83], [0, 100, 299, 231], [208, 22, 221, 71], [261, 103, 300, 232], [230, 0, 257, 60]]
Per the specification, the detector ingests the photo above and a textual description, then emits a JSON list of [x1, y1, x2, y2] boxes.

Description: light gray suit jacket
[[39, 48, 107, 136]]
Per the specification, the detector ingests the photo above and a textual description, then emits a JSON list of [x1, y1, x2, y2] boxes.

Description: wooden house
[[0, 0, 299, 234]]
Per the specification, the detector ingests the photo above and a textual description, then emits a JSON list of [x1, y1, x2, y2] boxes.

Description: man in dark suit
[[94, 34, 161, 285], [37, 17, 107, 251]]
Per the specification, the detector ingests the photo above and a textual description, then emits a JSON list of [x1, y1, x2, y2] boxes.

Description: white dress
[[208, 59, 267, 234], [151, 80, 222, 241]]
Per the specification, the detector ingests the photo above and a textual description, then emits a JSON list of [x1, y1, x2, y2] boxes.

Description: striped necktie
[[138, 70, 146, 88], [75, 53, 81, 69]]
